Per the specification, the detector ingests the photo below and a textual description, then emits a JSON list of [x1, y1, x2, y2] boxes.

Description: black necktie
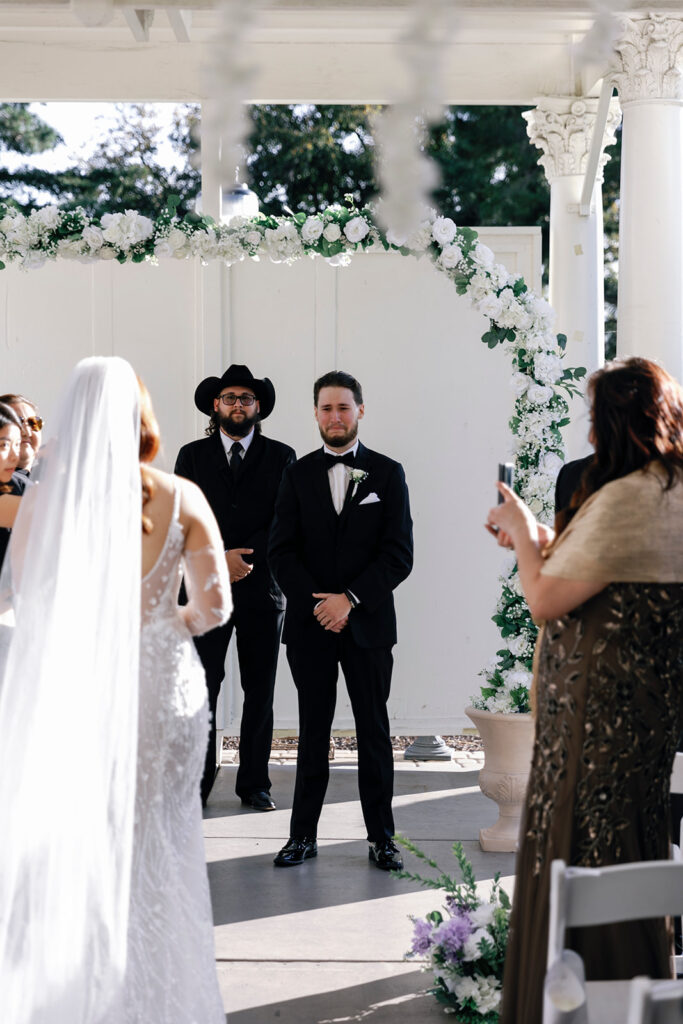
[[323, 451, 355, 470], [230, 441, 244, 478]]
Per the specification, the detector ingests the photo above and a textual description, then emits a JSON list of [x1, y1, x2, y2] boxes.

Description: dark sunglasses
[[18, 415, 43, 431]]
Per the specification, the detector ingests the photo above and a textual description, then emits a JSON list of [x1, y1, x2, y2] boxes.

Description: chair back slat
[[564, 861, 683, 928]]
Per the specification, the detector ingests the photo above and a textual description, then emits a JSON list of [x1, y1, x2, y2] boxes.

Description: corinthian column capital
[[610, 13, 683, 104], [523, 96, 621, 184]]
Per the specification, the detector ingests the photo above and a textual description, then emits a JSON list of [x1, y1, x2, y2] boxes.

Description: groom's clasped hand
[[313, 591, 350, 632]]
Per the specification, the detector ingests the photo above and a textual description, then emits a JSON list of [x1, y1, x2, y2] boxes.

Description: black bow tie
[[323, 451, 356, 470]]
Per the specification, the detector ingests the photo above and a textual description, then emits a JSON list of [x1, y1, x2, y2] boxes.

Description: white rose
[[33, 205, 60, 229], [527, 383, 554, 406], [466, 269, 490, 302], [129, 211, 154, 243], [510, 372, 530, 398], [478, 294, 504, 320], [56, 238, 84, 259], [507, 634, 530, 658], [82, 225, 104, 250], [97, 246, 118, 261], [323, 223, 341, 242], [244, 230, 263, 248], [507, 668, 532, 689], [438, 244, 463, 270], [452, 976, 479, 1000], [432, 216, 457, 246], [385, 228, 407, 248], [301, 217, 324, 243], [407, 223, 433, 252], [344, 216, 370, 244], [473, 977, 502, 1014], [534, 352, 563, 385], [101, 214, 125, 248], [472, 242, 495, 267], [154, 239, 174, 258], [540, 452, 563, 477]]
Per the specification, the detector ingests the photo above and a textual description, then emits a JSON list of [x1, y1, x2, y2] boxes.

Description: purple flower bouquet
[[395, 839, 510, 1022]]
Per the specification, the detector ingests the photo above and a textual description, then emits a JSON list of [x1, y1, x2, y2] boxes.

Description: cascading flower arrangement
[[396, 838, 510, 1021], [0, 195, 585, 713]]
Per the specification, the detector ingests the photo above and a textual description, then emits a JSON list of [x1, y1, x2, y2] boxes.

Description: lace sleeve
[[180, 543, 232, 636]]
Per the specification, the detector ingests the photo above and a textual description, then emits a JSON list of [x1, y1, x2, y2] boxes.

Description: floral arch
[[0, 196, 585, 712]]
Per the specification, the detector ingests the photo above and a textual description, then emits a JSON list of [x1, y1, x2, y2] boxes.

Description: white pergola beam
[[166, 7, 190, 43], [123, 7, 154, 42]]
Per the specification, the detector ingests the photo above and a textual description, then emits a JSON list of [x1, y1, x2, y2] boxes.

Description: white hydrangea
[[265, 222, 303, 263], [473, 976, 502, 1014], [469, 902, 496, 928], [301, 216, 324, 243], [82, 225, 104, 250], [432, 216, 457, 246], [507, 667, 533, 690], [56, 238, 85, 260], [477, 294, 504, 320], [462, 927, 491, 962], [540, 451, 563, 477], [101, 210, 154, 250], [534, 352, 564, 386], [451, 975, 478, 1000], [465, 269, 491, 302], [155, 226, 190, 259], [32, 205, 60, 230], [407, 222, 433, 252], [190, 229, 218, 261], [217, 235, 247, 265]]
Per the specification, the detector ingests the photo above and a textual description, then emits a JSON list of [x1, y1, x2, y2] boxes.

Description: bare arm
[[486, 482, 606, 621], [0, 495, 20, 529]]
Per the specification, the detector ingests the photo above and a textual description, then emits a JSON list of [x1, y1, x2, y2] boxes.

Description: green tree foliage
[[0, 101, 619, 350], [0, 103, 62, 155]]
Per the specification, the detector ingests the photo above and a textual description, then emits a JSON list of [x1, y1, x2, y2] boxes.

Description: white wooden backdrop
[[0, 226, 541, 734]]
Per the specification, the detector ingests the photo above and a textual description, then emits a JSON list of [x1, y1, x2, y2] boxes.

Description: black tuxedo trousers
[[286, 626, 395, 841]]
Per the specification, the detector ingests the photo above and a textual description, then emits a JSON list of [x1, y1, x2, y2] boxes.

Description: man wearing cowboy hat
[[175, 365, 296, 807]]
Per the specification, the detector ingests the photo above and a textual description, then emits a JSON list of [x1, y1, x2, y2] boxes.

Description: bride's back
[[140, 466, 177, 578]]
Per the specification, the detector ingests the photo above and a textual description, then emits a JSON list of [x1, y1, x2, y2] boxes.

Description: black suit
[[268, 442, 413, 841], [175, 429, 296, 803], [554, 454, 593, 513]]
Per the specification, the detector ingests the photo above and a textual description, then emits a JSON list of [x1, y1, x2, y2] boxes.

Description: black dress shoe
[[240, 790, 276, 812], [273, 836, 317, 867], [369, 839, 403, 872]]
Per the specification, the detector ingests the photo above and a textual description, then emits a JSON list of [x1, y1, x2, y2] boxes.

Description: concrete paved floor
[[204, 750, 516, 1023]]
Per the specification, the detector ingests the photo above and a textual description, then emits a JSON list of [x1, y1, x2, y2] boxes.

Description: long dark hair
[[0, 402, 22, 494], [556, 357, 683, 535]]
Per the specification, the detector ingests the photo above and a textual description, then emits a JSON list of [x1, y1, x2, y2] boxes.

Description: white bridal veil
[[0, 357, 142, 1024]]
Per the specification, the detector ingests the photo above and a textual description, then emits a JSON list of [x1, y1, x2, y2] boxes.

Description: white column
[[610, 14, 683, 381], [524, 97, 621, 460]]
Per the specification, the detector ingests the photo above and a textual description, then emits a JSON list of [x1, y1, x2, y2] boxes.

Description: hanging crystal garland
[[372, 0, 458, 242]]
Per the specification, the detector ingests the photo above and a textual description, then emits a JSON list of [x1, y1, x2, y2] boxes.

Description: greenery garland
[[0, 195, 585, 713]]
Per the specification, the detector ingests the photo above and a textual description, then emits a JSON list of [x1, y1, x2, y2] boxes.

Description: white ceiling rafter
[[166, 7, 191, 42], [123, 7, 154, 41]]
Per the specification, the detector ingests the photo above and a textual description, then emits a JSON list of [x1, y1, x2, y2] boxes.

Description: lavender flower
[[432, 912, 473, 961], [410, 917, 434, 955]]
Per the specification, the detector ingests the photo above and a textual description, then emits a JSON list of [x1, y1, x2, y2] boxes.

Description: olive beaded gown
[[500, 582, 683, 1024]]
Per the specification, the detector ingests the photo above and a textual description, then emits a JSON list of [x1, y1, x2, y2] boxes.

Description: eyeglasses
[[218, 393, 256, 407], [17, 416, 43, 431]]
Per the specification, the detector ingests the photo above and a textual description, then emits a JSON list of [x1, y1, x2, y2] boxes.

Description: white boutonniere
[[347, 467, 368, 498]]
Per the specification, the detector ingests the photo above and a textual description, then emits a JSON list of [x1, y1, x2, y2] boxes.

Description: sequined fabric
[[106, 482, 228, 1024], [501, 583, 683, 1024]]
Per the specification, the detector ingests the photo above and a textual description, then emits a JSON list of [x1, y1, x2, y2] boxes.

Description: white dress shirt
[[323, 440, 359, 515], [220, 426, 255, 465]]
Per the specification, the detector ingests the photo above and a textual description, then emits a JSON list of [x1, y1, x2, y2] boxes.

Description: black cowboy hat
[[194, 364, 276, 420]]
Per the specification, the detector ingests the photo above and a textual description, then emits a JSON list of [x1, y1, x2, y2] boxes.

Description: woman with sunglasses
[[0, 392, 43, 475]]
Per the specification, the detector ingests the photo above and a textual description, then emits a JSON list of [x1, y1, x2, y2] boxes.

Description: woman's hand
[[485, 482, 539, 549]]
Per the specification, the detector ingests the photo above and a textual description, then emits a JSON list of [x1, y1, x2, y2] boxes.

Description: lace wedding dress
[[110, 481, 231, 1024]]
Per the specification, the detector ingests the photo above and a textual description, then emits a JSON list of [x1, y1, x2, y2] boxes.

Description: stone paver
[[205, 755, 515, 1023]]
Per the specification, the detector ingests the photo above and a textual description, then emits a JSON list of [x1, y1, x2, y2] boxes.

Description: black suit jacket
[[175, 430, 296, 611], [554, 454, 594, 513], [268, 442, 413, 648]]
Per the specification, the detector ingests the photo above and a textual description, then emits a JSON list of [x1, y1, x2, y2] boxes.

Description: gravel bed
[[223, 734, 482, 752]]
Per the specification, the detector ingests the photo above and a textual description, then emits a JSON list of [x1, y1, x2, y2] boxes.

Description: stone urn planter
[[465, 706, 535, 853]]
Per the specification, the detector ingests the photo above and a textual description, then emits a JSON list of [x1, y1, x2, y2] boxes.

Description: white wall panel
[[0, 227, 540, 734]]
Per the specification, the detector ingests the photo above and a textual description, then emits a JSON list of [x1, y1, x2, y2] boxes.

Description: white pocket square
[[359, 492, 380, 505]]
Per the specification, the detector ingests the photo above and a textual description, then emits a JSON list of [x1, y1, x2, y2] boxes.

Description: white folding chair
[[626, 977, 683, 1024], [672, 753, 683, 976], [544, 859, 683, 1024]]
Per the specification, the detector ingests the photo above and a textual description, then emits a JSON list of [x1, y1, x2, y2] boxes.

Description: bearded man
[[175, 365, 295, 807], [268, 370, 413, 870]]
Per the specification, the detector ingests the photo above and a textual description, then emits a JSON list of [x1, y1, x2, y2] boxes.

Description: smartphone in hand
[[498, 463, 514, 504]]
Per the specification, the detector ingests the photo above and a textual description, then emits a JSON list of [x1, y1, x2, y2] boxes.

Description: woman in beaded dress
[[486, 357, 683, 1024]]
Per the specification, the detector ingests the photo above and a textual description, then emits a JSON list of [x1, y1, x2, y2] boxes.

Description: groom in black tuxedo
[[175, 365, 296, 808], [268, 370, 413, 869]]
